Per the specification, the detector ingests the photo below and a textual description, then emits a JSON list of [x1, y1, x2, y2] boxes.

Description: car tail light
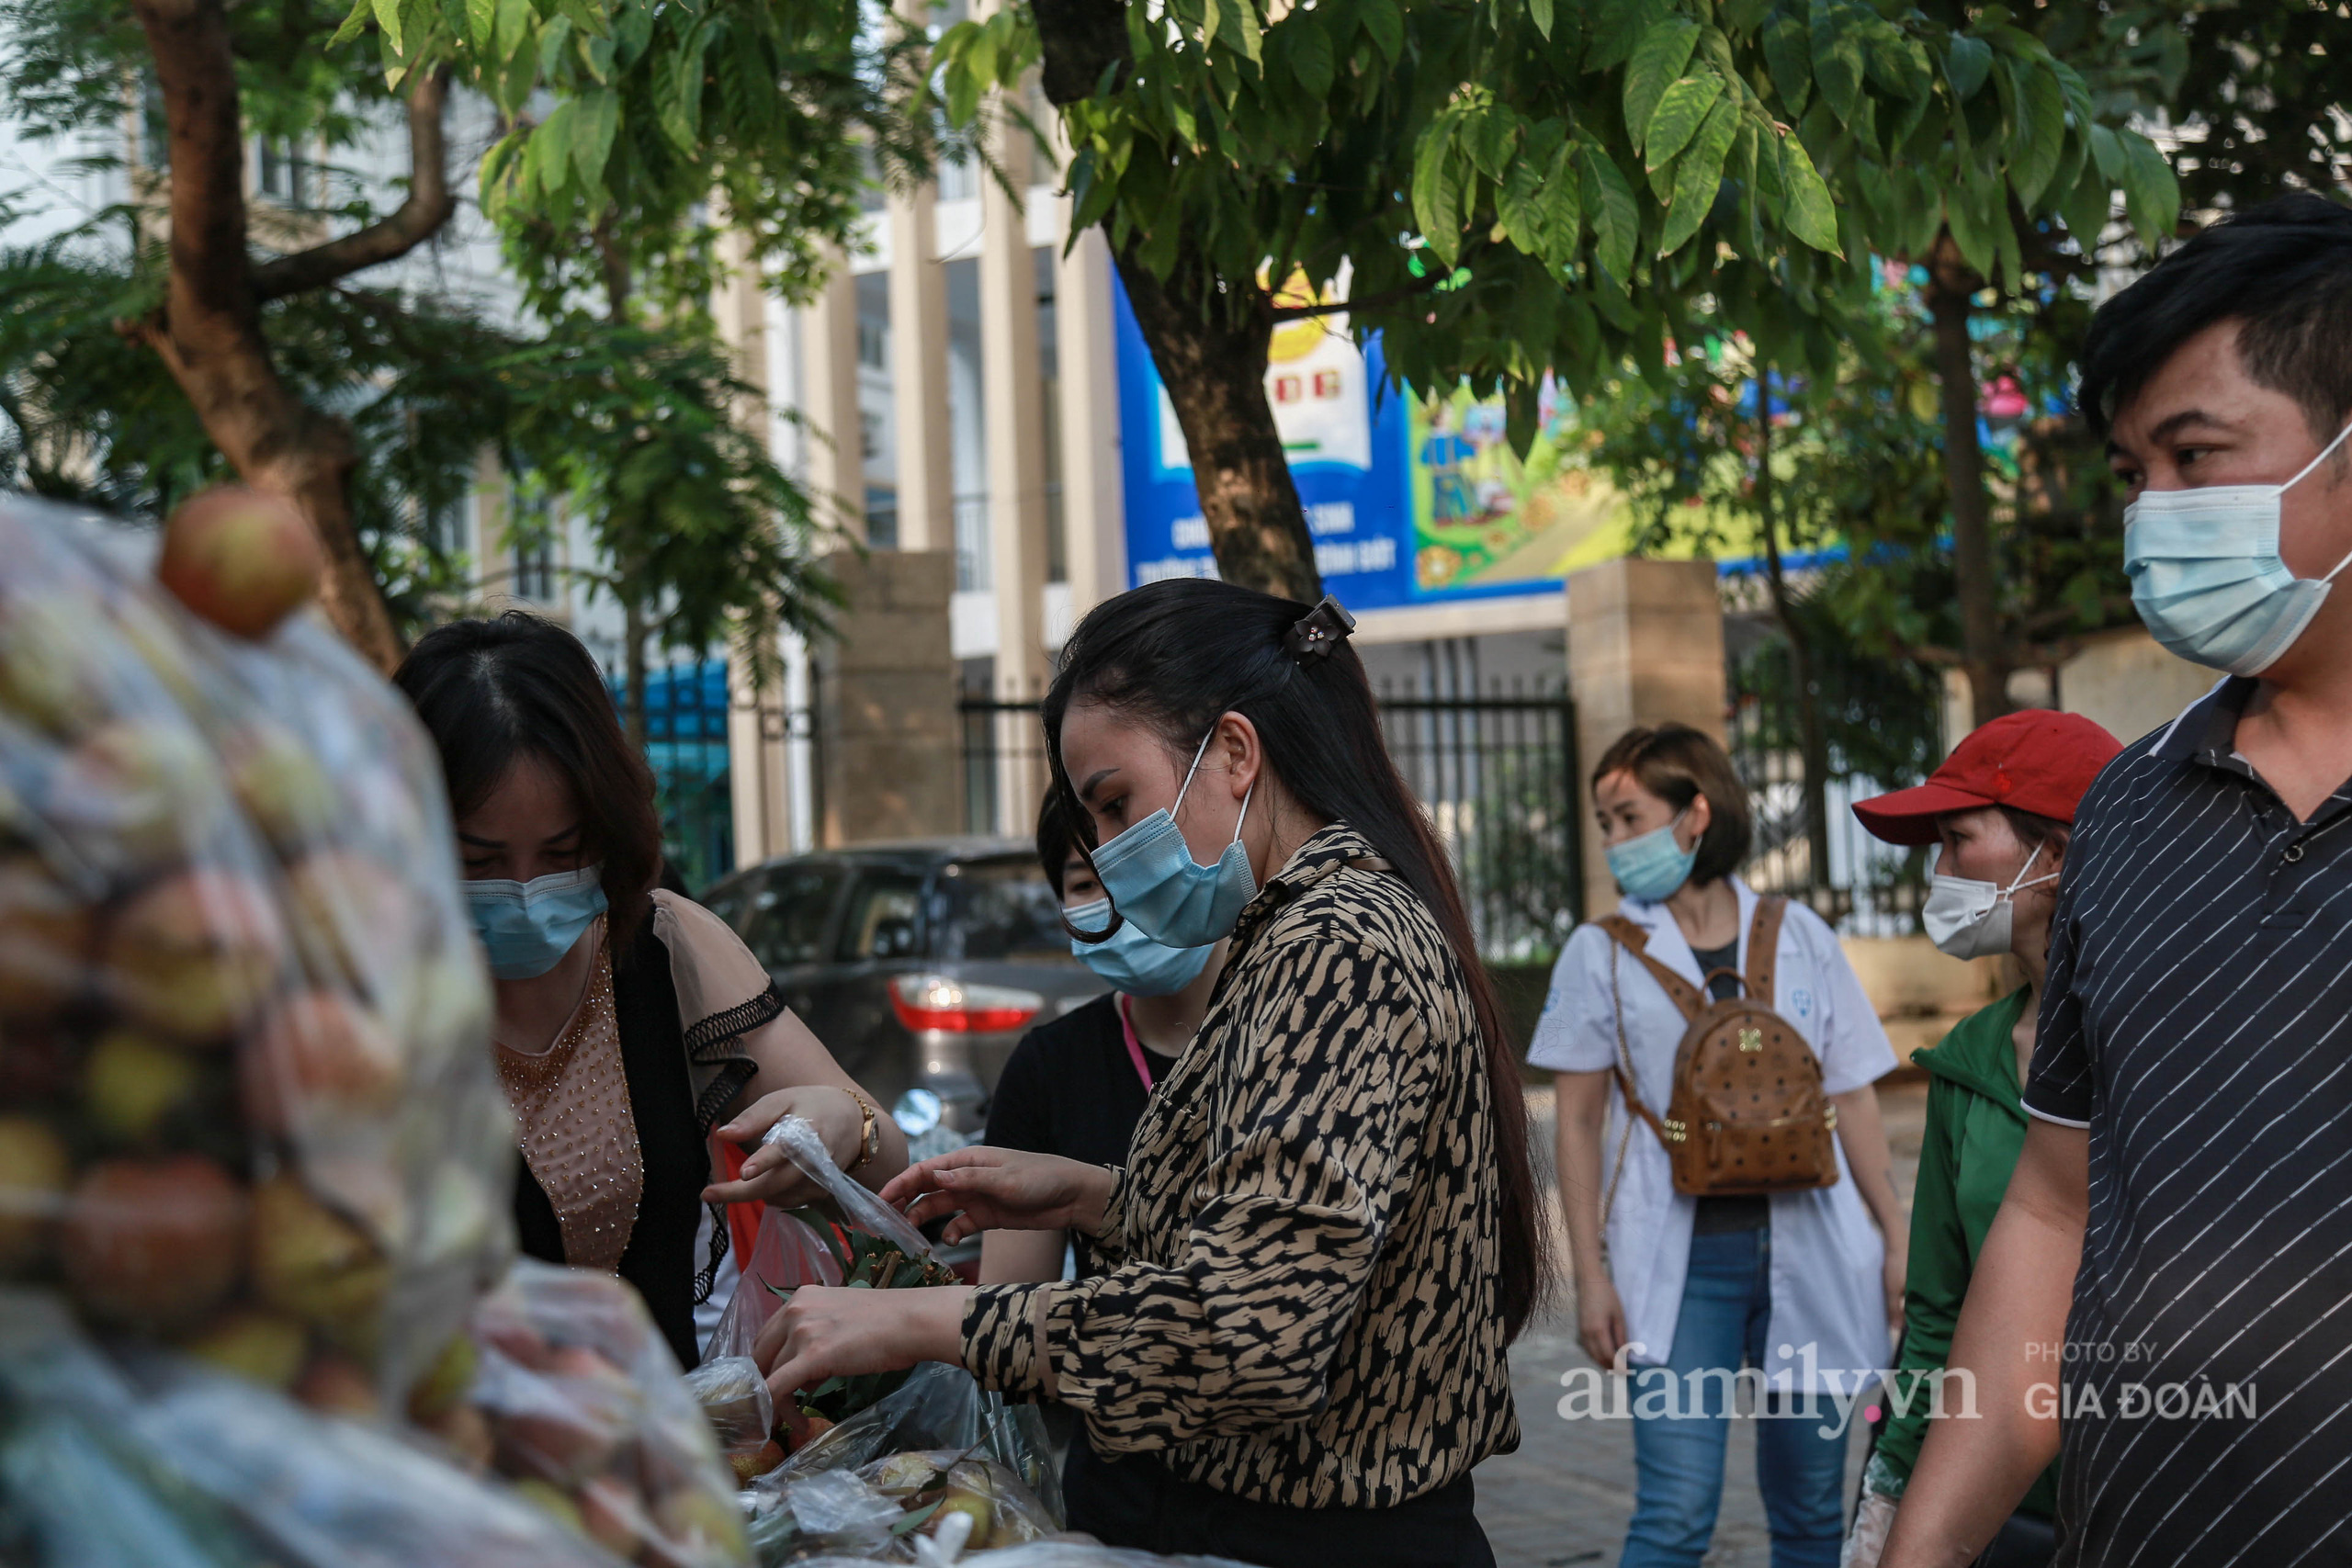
[[888, 974, 1043, 1033]]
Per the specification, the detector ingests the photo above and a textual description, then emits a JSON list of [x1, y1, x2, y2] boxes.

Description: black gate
[[956, 686, 1580, 963]]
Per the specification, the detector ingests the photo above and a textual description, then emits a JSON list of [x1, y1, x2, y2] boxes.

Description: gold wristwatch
[[844, 1088, 882, 1173]]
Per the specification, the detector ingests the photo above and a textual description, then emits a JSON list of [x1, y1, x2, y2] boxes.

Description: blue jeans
[[1618, 1228, 1847, 1568]]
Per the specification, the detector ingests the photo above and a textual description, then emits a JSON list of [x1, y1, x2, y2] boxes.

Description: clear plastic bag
[[747, 1450, 1058, 1566], [764, 1363, 1061, 1529], [0, 1287, 615, 1568], [461, 1259, 750, 1568], [0, 496, 513, 1409], [707, 1207, 843, 1365], [784, 1547, 1250, 1568]]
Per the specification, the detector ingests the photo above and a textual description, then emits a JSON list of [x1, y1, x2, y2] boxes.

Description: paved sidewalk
[[1477, 1079, 1928, 1567]]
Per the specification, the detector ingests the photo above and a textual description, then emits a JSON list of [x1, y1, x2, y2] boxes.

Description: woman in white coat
[[1531, 724, 1906, 1568]]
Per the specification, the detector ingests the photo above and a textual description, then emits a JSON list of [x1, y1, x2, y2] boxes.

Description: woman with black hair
[[752, 581, 1544, 1568], [395, 613, 907, 1370]]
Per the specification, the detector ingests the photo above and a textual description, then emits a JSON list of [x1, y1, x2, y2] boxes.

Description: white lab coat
[[1529, 878, 1895, 1394]]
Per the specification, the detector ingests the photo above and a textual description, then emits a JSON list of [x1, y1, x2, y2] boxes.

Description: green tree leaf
[[372, 0, 405, 54], [1778, 132, 1839, 253], [1529, 0, 1555, 44], [1660, 96, 1737, 254], [571, 86, 616, 188], [1761, 11, 1811, 116], [2118, 130, 2179, 243], [1623, 16, 1701, 153], [1807, 0, 1865, 129], [1645, 72, 1724, 174], [1359, 0, 1401, 65], [1945, 35, 1991, 101], [2008, 59, 2064, 207], [1578, 141, 1639, 279], [1283, 17, 1333, 99], [1944, 181, 1996, 280], [1587, 0, 1668, 73]]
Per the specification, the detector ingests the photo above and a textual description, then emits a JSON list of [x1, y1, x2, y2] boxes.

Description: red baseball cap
[[1852, 709, 2123, 846]]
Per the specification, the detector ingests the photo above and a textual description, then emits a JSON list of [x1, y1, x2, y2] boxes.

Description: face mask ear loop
[[1231, 782, 1253, 844], [2000, 841, 2049, 900], [1174, 725, 1219, 820], [2283, 417, 2352, 585]]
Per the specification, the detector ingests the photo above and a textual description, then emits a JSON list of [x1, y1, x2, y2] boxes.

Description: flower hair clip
[[1283, 595, 1357, 663]]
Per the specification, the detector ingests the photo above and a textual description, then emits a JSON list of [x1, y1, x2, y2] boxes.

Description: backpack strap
[[1595, 915, 1706, 1022], [1745, 895, 1789, 1010]]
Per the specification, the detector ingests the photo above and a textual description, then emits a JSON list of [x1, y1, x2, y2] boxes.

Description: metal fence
[[1725, 635, 1943, 938], [956, 683, 1580, 962], [616, 660, 735, 894]]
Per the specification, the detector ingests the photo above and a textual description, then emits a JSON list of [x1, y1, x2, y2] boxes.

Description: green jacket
[[1875, 988, 2060, 1521]]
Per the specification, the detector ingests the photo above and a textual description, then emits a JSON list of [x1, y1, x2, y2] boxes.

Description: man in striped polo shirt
[[1884, 193, 2352, 1566]]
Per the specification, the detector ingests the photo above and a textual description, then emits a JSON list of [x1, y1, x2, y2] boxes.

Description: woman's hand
[[703, 1086, 866, 1208], [1577, 1271, 1631, 1369], [877, 1147, 1115, 1244], [754, 1284, 972, 1409], [1883, 1242, 1908, 1345]]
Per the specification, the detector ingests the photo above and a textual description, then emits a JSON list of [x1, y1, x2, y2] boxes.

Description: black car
[[700, 840, 1106, 1133]]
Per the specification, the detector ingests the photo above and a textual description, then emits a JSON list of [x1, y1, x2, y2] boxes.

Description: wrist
[[910, 1285, 975, 1362], [1071, 1166, 1116, 1235]]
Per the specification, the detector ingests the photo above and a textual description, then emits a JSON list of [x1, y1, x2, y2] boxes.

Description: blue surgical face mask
[[464, 863, 608, 979], [2124, 417, 2352, 675], [1064, 897, 1213, 996], [1087, 728, 1256, 949], [1605, 813, 1696, 903]]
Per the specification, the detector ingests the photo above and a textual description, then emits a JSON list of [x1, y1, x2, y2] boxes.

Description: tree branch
[[135, 0, 258, 337], [1268, 272, 1446, 321], [249, 67, 455, 301]]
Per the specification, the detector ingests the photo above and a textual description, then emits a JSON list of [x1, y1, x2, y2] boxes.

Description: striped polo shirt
[[2023, 676, 2352, 1565]]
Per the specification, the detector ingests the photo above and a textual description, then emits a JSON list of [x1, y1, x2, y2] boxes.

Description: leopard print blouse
[[961, 821, 1521, 1509]]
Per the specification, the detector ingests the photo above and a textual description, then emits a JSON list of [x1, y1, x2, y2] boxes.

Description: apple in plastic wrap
[[154, 485, 323, 640], [0, 856, 94, 1021], [45, 717, 232, 873], [282, 849, 426, 997], [492, 1344, 636, 1483], [82, 1029, 203, 1143], [578, 1473, 647, 1560], [101, 869, 287, 1043], [238, 988, 404, 1135], [59, 1156, 250, 1331], [0, 1114, 70, 1272], [0, 595, 117, 739], [220, 719, 338, 852], [181, 1308, 311, 1390], [249, 1172, 393, 1348]]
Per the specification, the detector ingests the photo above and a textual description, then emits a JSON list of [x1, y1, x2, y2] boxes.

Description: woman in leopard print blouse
[[756, 581, 1547, 1568]]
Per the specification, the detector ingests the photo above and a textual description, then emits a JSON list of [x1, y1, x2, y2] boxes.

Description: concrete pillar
[[802, 254, 865, 542], [1057, 221, 1125, 622], [813, 547, 961, 845], [979, 91, 1051, 829], [888, 186, 954, 554], [725, 661, 793, 866], [1565, 557, 1726, 920]]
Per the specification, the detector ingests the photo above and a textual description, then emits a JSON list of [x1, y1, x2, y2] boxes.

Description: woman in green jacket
[[1842, 709, 2120, 1568]]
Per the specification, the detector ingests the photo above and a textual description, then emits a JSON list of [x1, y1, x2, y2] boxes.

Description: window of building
[[255, 139, 314, 209]]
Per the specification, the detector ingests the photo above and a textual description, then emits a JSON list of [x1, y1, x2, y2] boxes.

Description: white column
[[1057, 221, 1125, 620], [888, 186, 954, 554], [801, 254, 865, 544], [979, 91, 1051, 831]]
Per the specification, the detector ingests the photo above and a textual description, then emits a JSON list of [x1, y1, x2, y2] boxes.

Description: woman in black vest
[[396, 614, 906, 1368]]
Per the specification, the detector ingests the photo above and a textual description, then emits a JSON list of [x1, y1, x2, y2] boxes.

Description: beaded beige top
[[494, 933, 644, 1275]]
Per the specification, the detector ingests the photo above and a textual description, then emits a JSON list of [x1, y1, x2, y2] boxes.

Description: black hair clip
[[1283, 595, 1356, 663]]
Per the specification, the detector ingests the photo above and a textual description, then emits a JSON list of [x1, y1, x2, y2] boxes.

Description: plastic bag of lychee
[[0, 493, 514, 1409], [452, 1261, 751, 1568]]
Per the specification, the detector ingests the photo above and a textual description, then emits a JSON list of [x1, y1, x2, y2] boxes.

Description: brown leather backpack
[[1598, 897, 1840, 1199]]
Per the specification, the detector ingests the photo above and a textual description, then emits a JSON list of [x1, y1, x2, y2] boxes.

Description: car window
[[737, 863, 847, 968], [699, 874, 752, 930], [934, 857, 1073, 963], [838, 870, 927, 961]]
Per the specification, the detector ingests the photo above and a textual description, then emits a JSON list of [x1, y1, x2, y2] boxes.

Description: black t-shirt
[[984, 993, 1177, 1276]]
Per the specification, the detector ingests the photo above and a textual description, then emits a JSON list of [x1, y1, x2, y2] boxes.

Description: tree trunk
[[1927, 236, 2009, 728], [1755, 370, 1832, 888], [128, 0, 453, 672], [1028, 0, 1319, 603], [1114, 247, 1322, 603], [623, 588, 650, 753]]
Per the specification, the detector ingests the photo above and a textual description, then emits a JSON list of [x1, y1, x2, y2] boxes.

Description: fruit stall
[[0, 494, 1238, 1568]]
